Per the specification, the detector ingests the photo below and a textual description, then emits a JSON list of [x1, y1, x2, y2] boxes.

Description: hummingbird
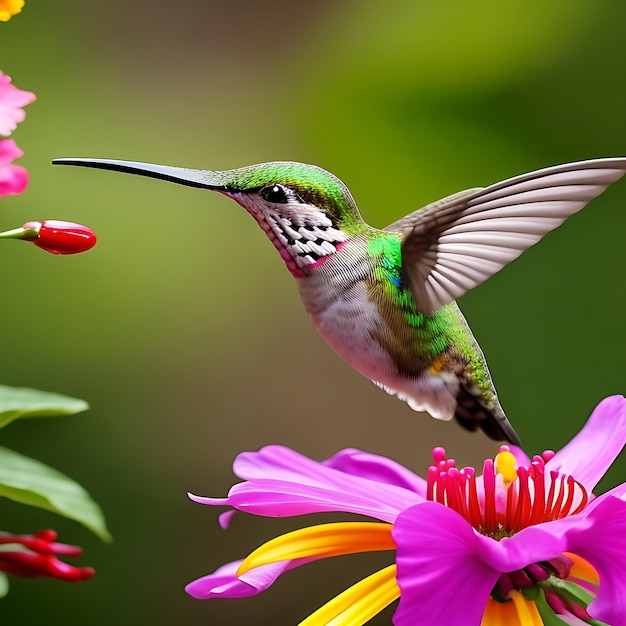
[[52, 156, 626, 445]]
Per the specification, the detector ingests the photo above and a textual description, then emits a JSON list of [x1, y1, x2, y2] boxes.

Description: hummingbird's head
[[52, 158, 366, 277]]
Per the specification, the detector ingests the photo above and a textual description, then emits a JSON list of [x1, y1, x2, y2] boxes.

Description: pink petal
[[185, 559, 280, 599], [226, 477, 419, 523], [188, 495, 228, 507], [0, 139, 27, 196], [561, 493, 626, 625], [0, 163, 28, 196], [392, 501, 595, 625], [218, 510, 236, 530], [0, 72, 36, 136], [587, 481, 626, 505], [476, 520, 570, 572], [457, 486, 626, 624], [323, 448, 427, 496], [392, 502, 500, 626], [217, 445, 423, 522], [547, 396, 626, 492], [185, 556, 315, 599], [0, 137, 23, 165], [508, 445, 531, 467]]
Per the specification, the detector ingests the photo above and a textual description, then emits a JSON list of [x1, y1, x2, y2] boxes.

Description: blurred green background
[[1, 1, 625, 623]]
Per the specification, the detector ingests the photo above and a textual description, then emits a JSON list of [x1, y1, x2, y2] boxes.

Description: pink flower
[[0, 73, 34, 196], [186, 396, 626, 625], [0, 529, 94, 582], [0, 71, 35, 136], [0, 138, 28, 196]]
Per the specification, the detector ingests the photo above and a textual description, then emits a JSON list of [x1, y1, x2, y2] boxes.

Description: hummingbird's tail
[[455, 387, 521, 446]]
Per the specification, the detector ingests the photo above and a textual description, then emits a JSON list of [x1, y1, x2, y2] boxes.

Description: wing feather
[[385, 158, 626, 313]]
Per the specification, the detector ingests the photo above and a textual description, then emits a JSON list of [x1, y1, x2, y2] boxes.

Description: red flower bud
[[21, 220, 97, 255], [0, 529, 95, 582]]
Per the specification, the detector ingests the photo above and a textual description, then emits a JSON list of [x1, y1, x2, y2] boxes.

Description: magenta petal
[[188, 494, 229, 506], [186, 559, 282, 599], [221, 446, 422, 523], [231, 445, 315, 481], [0, 139, 28, 196], [468, 490, 626, 623], [392, 502, 500, 626], [0, 138, 23, 164], [508, 445, 531, 467], [218, 510, 236, 530], [476, 520, 570, 572], [561, 493, 626, 624], [0, 72, 36, 136], [186, 556, 315, 600], [323, 448, 427, 496], [587, 481, 626, 505], [224, 477, 419, 523], [547, 396, 626, 492], [0, 163, 28, 196]]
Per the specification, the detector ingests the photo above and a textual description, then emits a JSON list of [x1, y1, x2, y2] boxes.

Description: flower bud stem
[[0, 226, 39, 240]]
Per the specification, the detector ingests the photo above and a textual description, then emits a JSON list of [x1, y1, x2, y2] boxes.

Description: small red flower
[[21, 220, 97, 254], [0, 529, 94, 582]]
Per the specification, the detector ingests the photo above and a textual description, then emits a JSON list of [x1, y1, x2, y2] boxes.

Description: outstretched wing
[[385, 158, 626, 314]]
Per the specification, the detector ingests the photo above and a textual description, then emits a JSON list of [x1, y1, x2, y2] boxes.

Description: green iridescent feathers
[[365, 234, 496, 402]]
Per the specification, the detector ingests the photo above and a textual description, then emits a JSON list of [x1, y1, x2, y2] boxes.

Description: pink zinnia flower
[[186, 396, 626, 625], [0, 138, 28, 196], [0, 71, 35, 136], [0, 72, 34, 196], [0, 529, 94, 582]]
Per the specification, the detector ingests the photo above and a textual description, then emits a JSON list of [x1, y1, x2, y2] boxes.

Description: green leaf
[[0, 385, 89, 429], [533, 587, 572, 626], [550, 577, 595, 608], [0, 573, 8, 599], [0, 446, 111, 542]]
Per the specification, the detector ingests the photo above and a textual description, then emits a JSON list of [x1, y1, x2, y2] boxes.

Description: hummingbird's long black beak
[[52, 158, 229, 191]]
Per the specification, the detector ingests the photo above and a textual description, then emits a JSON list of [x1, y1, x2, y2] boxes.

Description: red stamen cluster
[[0, 529, 94, 581], [426, 447, 589, 535]]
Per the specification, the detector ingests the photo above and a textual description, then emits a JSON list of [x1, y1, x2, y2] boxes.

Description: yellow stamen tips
[[0, 0, 24, 22], [564, 552, 600, 585], [495, 448, 518, 485], [299, 564, 399, 626], [481, 593, 542, 626], [237, 522, 394, 577]]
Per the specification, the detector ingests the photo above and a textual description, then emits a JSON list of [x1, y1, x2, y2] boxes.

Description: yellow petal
[[564, 551, 600, 585], [300, 564, 399, 626], [238, 522, 394, 576], [510, 591, 542, 626], [481, 599, 510, 625], [0, 0, 24, 21], [481, 593, 542, 626]]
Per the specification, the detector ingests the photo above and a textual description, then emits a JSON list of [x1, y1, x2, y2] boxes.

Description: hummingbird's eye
[[261, 184, 289, 204]]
